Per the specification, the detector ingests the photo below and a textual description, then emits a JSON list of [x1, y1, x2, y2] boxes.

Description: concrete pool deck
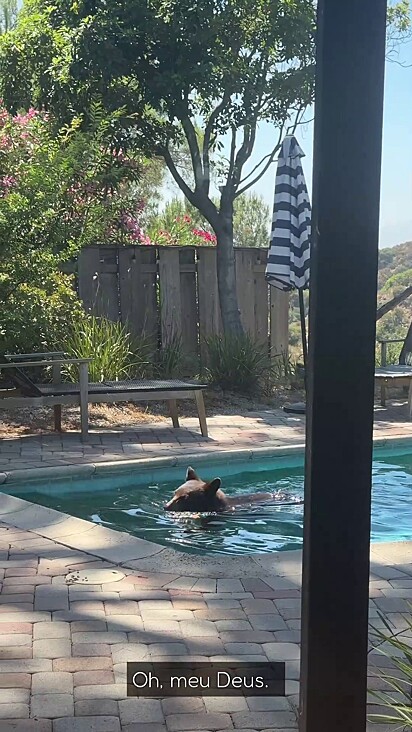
[[0, 401, 411, 730]]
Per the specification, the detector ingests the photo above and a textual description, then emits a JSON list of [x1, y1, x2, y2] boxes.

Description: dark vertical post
[[299, 1, 386, 731], [298, 289, 308, 378]]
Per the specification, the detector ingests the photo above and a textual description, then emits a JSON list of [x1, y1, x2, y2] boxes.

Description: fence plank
[[118, 246, 158, 348], [235, 249, 256, 336], [77, 247, 101, 314], [270, 287, 289, 358], [77, 245, 290, 365], [179, 248, 198, 358], [253, 249, 269, 347], [98, 247, 119, 321], [197, 248, 222, 364], [158, 248, 182, 346]]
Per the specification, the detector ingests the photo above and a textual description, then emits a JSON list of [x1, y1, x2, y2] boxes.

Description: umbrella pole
[[298, 289, 308, 387]]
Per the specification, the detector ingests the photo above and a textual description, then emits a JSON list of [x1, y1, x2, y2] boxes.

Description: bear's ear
[[186, 466, 199, 481], [205, 478, 221, 494]]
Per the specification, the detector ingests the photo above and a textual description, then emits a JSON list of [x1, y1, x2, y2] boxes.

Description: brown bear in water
[[164, 467, 294, 513]]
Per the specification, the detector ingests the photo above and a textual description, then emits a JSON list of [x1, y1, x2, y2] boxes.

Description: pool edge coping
[[0, 433, 411, 577], [1, 490, 411, 579], [1, 432, 412, 485], [0, 490, 305, 577]]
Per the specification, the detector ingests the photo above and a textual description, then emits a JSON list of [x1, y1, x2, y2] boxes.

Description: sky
[[239, 39, 412, 250], [165, 35, 412, 250]]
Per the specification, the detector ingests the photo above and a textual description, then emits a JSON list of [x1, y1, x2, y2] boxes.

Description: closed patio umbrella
[[265, 134, 311, 413]]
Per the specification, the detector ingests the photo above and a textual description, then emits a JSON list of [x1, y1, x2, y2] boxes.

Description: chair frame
[[0, 353, 208, 440]]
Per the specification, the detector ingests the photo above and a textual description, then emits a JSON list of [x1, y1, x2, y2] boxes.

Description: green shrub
[[271, 351, 302, 382], [204, 333, 270, 394], [375, 341, 403, 367], [368, 610, 412, 728], [0, 269, 83, 358], [259, 351, 304, 397], [63, 316, 151, 383]]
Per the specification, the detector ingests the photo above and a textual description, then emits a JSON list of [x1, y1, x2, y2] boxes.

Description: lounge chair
[[375, 338, 412, 419], [282, 343, 412, 419], [0, 352, 208, 440]]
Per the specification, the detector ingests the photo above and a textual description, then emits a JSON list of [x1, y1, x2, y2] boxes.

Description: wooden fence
[[73, 245, 289, 363]]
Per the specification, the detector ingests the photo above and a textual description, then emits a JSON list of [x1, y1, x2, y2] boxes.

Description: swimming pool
[[7, 446, 412, 556]]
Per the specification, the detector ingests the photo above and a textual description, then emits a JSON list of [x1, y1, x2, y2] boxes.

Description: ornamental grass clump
[[205, 333, 270, 394], [64, 315, 151, 382], [369, 609, 412, 730]]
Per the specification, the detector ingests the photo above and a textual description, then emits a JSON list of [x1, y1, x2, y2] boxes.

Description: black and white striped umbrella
[[265, 135, 311, 292], [266, 135, 311, 414]]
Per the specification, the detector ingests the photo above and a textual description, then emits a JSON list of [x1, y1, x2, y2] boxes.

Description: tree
[[150, 192, 270, 248], [0, 0, 410, 333], [0, 0, 17, 34], [147, 197, 217, 246], [233, 193, 270, 248], [0, 0, 316, 334]]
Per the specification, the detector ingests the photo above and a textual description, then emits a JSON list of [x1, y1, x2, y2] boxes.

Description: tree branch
[[235, 127, 283, 197], [160, 144, 220, 229], [235, 106, 305, 197], [229, 120, 259, 193], [227, 127, 237, 182], [203, 91, 231, 194], [159, 144, 197, 206], [376, 285, 412, 321], [180, 116, 204, 192]]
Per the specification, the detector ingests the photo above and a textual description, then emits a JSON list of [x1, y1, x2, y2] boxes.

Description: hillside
[[289, 240, 412, 359], [376, 240, 412, 350]]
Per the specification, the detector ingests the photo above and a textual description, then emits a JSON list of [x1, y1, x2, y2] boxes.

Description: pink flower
[[0, 134, 12, 150], [14, 108, 39, 126], [192, 228, 217, 244], [119, 213, 152, 244], [0, 175, 17, 196]]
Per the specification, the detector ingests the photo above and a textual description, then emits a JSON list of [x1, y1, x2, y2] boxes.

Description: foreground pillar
[[299, 1, 387, 731]]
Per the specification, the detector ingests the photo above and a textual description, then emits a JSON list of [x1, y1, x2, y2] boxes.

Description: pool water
[[9, 450, 412, 556]]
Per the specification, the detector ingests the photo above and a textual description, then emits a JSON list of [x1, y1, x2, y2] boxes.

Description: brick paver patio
[[0, 400, 411, 730], [0, 401, 411, 475], [0, 522, 410, 731]]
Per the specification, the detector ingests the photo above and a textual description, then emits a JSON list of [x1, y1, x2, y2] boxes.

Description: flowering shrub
[[0, 100, 144, 353], [192, 228, 217, 245], [115, 205, 152, 245], [148, 214, 216, 247]]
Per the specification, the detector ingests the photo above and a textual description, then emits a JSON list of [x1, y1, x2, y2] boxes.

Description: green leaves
[[233, 192, 270, 248], [1, 0, 409, 335], [0, 99, 150, 354], [205, 332, 271, 394], [369, 608, 412, 728], [64, 316, 151, 382], [0, 0, 317, 145]]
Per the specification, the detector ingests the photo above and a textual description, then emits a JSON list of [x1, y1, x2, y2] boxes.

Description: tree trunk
[[215, 205, 244, 336], [399, 318, 412, 364]]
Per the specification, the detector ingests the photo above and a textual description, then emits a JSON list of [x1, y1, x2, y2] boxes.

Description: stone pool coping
[[0, 432, 411, 578], [1, 489, 412, 581], [0, 490, 302, 577], [1, 432, 412, 485]]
